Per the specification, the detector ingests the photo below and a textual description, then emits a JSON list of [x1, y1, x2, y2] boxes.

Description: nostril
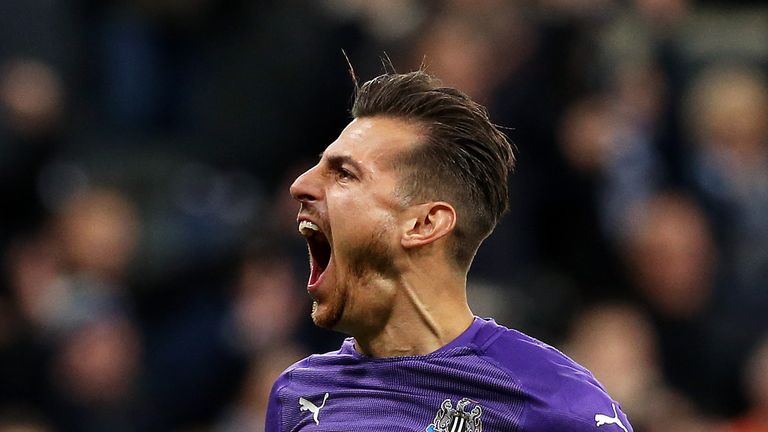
[[294, 192, 316, 203], [290, 168, 321, 202]]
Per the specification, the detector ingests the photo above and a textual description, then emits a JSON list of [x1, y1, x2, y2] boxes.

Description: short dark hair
[[351, 70, 515, 267]]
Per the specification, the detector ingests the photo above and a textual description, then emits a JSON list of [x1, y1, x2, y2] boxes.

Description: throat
[[343, 265, 474, 358], [353, 322, 466, 358], [352, 294, 474, 358]]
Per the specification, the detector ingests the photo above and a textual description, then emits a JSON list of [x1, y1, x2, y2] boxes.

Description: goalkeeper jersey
[[266, 317, 632, 432]]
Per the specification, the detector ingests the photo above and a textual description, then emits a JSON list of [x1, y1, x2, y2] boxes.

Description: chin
[[311, 300, 344, 330]]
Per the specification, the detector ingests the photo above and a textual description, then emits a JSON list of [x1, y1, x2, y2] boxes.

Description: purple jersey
[[266, 317, 633, 431]]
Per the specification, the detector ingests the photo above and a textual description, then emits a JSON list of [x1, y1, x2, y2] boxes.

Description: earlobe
[[401, 202, 456, 249]]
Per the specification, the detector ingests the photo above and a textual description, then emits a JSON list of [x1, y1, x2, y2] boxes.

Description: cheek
[[328, 194, 399, 242]]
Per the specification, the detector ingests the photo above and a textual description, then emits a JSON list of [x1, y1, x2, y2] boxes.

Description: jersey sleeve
[[522, 389, 633, 432], [482, 329, 634, 431], [522, 347, 632, 431], [265, 371, 290, 432], [265, 356, 312, 432]]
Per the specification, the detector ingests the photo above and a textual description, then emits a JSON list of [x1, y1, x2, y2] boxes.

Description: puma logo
[[595, 403, 628, 432], [299, 393, 329, 425]]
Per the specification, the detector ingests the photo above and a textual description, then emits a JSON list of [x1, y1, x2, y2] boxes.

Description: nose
[[290, 165, 321, 203]]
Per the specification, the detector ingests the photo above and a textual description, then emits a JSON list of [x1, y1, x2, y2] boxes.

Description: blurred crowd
[[0, 0, 767, 431]]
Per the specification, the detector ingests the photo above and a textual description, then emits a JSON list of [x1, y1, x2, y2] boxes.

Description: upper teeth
[[299, 220, 320, 236]]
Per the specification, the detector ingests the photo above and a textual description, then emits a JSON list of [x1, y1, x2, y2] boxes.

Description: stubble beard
[[310, 227, 398, 332]]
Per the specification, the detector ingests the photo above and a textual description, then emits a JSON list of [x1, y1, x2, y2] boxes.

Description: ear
[[401, 202, 457, 249]]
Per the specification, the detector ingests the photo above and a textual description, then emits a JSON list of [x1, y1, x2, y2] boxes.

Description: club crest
[[426, 398, 483, 432]]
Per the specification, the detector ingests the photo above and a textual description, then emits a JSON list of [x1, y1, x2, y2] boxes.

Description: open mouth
[[299, 220, 332, 287]]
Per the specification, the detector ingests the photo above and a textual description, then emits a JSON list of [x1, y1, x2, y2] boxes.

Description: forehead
[[322, 116, 423, 171]]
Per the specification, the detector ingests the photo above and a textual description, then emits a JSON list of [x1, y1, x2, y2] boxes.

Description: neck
[[351, 264, 474, 358]]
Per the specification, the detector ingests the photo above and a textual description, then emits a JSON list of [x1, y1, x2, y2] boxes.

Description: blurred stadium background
[[1, 0, 767, 431]]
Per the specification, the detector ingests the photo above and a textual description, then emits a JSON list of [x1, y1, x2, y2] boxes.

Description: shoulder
[[267, 342, 351, 398], [265, 344, 352, 432], [477, 322, 598, 389], [268, 355, 312, 397], [265, 356, 309, 432], [474, 320, 633, 431], [472, 319, 592, 380]]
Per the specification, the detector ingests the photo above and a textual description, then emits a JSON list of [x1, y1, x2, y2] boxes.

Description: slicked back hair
[[351, 70, 515, 268]]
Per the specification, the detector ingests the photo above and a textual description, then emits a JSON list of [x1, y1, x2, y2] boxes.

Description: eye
[[335, 167, 355, 182]]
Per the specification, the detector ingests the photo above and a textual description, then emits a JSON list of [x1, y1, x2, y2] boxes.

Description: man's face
[[290, 116, 422, 332]]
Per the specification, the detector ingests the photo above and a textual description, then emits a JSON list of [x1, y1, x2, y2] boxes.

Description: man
[[266, 70, 633, 431]]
